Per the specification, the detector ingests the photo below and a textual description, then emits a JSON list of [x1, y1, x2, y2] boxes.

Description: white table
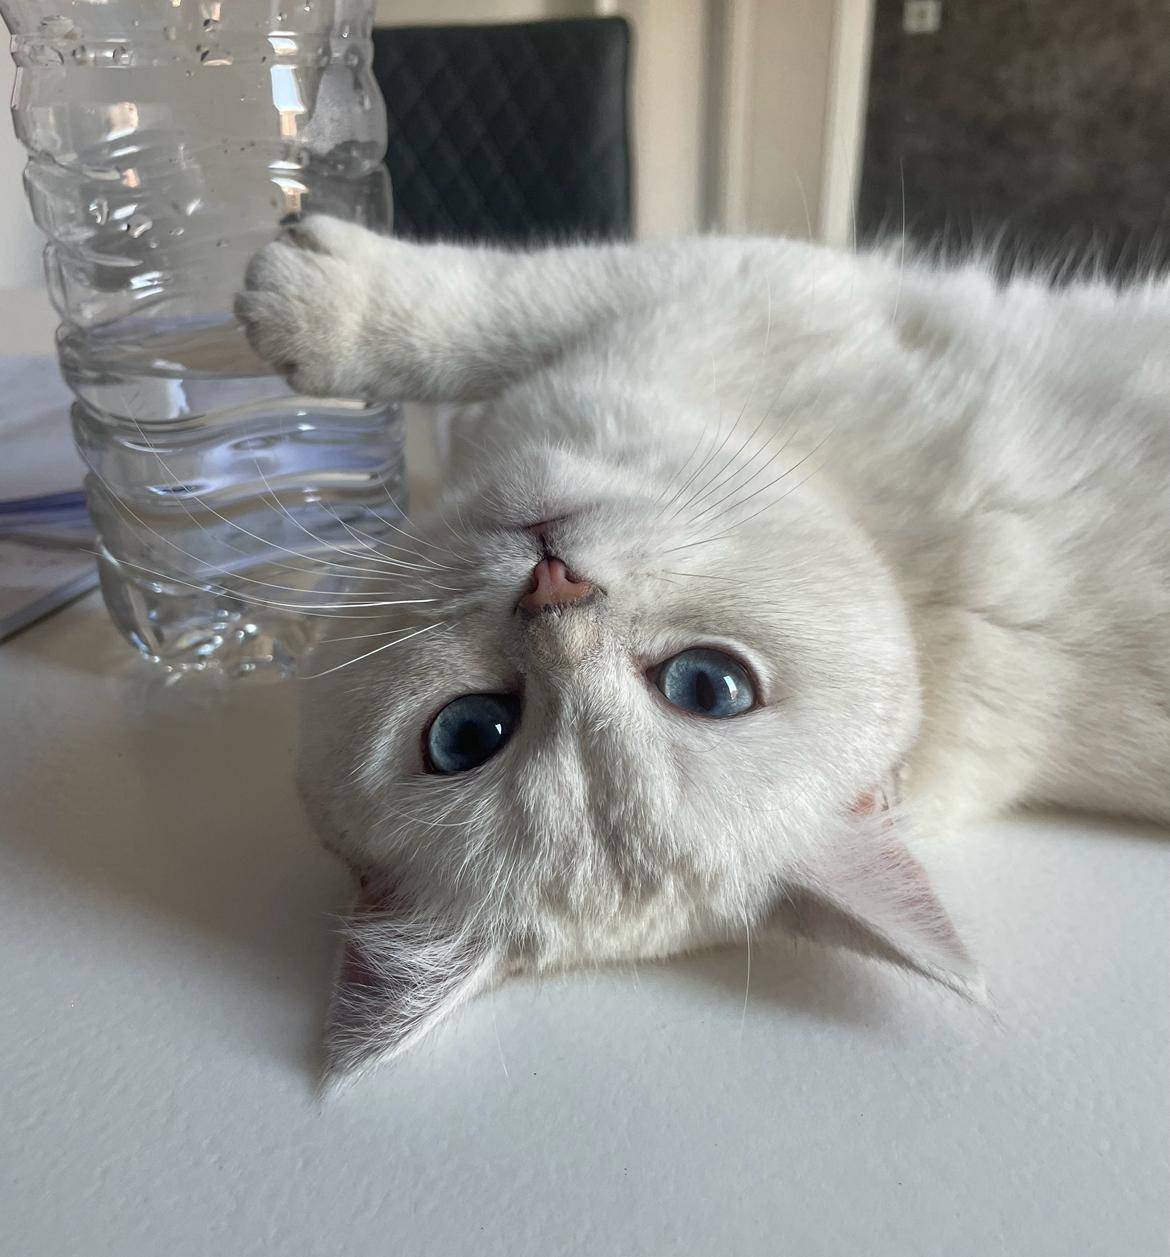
[[2, 290, 1167, 1257]]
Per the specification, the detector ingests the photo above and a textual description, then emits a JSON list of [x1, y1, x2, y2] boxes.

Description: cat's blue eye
[[425, 694, 520, 774], [654, 648, 756, 718]]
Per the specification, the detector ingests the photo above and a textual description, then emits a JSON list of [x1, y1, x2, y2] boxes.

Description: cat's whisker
[[299, 620, 448, 679], [374, 475, 422, 532], [650, 424, 710, 509], [676, 433, 803, 534], [118, 414, 434, 585], [355, 496, 464, 563], [250, 524, 407, 580], [675, 374, 802, 519], [739, 914, 752, 1043], [682, 359, 840, 530], [248, 461, 446, 577], [453, 426, 511, 467], [123, 411, 408, 586], [674, 388, 813, 530], [82, 550, 429, 620], [663, 390, 756, 522], [793, 168, 814, 242], [682, 454, 801, 534], [317, 619, 447, 644], [373, 478, 465, 559], [80, 456, 441, 608], [653, 357, 738, 520], [665, 321, 827, 527], [664, 276, 774, 520], [670, 439, 839, 554], [673, 403, 787, 523], [316, 501, 452, 571], [308, 495, 450, 569], [650, 352, 732, 518], [660, 571, 757, 586], [489, 987, 511, 1082], [435, 499, 474, 551], [660, 534, 743, 556], [894, 155, 907, 323], [736, 443, 841, 527], [358, 498, 437, 551], [396, 811, 483, 830], [649, 356, 730, 509], [689, 421, 841, 532], [269, 594, 438, 610], [680, 325, 846, 528]]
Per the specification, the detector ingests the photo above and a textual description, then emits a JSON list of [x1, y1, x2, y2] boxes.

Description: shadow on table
[[1, 657, 349, 1079], [0, 591, 139, 679], [669, 934, 920, 1030]]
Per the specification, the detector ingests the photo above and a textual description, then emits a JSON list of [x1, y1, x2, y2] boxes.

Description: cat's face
[[300, 430, 973, 1078]]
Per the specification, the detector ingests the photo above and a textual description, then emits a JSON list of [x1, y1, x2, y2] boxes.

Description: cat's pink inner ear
[[772, 815, 981, 996], [850, 784, 893, 816]]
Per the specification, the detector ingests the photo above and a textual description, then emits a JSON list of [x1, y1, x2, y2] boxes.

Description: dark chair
[[371, 17, 631, 246]]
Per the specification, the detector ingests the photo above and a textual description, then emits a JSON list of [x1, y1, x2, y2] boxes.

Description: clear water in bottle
[[2, 0, 402, 677]]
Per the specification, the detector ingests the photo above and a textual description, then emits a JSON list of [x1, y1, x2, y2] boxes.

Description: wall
[[744, 0, 835, 238], [858, 0, 1170, 275], [704, 0, 873, 243], [601, 0, 707, 236]]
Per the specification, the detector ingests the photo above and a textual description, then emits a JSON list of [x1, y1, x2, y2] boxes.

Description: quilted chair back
[[372, 17, 632, 244]]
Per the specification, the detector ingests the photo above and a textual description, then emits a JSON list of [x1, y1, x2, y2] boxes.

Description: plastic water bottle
[[1, 0, 403, 677]]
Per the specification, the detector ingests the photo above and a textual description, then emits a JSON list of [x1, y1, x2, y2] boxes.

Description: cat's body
[[437, 240, 1170, 829], [237, 220, 1170, 1076]]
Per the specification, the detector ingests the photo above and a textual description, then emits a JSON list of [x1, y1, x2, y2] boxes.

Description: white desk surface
[[1, 289, 1168, 1257]]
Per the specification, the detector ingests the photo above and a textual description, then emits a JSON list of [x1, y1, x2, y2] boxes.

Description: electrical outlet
[[903, 0, 942, 34]]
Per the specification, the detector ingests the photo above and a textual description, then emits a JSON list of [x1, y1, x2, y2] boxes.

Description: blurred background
[[2, 0, 1167, 290]]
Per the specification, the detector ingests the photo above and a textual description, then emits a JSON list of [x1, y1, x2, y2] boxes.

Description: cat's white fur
[[236, 217, 1170, 1079]]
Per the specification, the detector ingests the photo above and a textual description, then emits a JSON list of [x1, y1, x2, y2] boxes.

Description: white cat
[[236, 216, 1170, 1079]]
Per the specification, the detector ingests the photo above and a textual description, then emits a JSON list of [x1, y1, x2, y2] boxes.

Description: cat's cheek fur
[[322, 807, 978, 1084], [294, 453, 955, 1078]]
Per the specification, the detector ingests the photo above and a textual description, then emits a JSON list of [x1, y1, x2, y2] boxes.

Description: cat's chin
[[519, 907, 742, 974]]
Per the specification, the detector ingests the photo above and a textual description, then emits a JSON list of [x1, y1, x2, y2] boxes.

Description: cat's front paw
[[235, 215, 383, 397]]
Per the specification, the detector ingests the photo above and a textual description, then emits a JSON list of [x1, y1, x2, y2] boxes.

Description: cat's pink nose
[[517, 556, 594, 613]]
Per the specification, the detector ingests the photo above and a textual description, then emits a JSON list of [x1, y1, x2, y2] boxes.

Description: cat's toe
[[233, 287, 295, 371], [236, 229, 368, 395], [241, 229, 312, 295], [280, 213, 372, 258], [238, 218, 436, 399], [236, 300, 340, 396]]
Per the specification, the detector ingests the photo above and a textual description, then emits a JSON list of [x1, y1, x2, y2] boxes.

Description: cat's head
[[299, 421, 975, 1080]]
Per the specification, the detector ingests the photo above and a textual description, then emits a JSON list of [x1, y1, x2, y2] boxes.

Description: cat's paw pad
[[235, 216, 378, 396]]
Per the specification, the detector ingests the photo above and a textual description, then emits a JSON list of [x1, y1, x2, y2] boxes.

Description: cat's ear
[[769, 810, 981, 997], [324, 883, 502, 1084]]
